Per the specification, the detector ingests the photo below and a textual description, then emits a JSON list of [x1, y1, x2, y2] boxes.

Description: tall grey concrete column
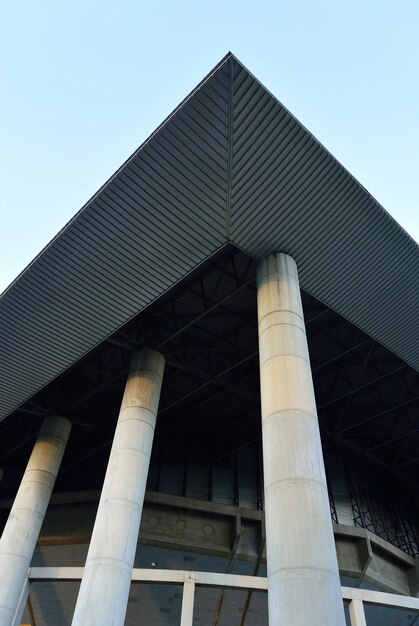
[[257, 253, 345, 626], [72, 349, 165, 626], [0, 415, 71, 626]]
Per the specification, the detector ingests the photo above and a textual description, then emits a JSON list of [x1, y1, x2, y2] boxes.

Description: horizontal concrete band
[[107, 447, 154, 460], [268, 565, 342, 579], [264, 476, 329, 490], [95, 497, 144, 510], [257, 310, 306, 335], [13, 491, 414, 595], [259, 351, 310, 367], [2, 505, 46, 520], [19, 468, 61, 480], [117, 411, 157, 426], [261, 409, 318, 428], [0, 553, 33, 564]]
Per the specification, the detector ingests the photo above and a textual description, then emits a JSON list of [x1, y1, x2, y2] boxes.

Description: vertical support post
[[0, 415, 71, 626], [180, 574, 196, 626], [71, 349, 165, 626], [348, 599, 367, 626], [11, 578, 30, 626], [257, 253, 345, 626]]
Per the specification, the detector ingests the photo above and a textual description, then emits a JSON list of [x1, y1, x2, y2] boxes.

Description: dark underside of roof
[[1, 246, 418, 519]]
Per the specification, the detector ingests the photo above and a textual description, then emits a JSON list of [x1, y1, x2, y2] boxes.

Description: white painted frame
[[23, 567, 419, 626]]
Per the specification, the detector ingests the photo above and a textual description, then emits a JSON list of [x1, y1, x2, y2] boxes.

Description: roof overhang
[[1, 53, 418, 421]]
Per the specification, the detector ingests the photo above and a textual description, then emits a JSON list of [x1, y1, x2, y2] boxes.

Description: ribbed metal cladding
[[1, 53, 418, 422], [228, 57, 419, 371], [0, 58, 230, 420]]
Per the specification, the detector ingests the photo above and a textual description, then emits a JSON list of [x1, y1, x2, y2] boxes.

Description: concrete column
[[0, 415, 71, 626], [72, 349, 165, 626], [257, 253, 345, 626]]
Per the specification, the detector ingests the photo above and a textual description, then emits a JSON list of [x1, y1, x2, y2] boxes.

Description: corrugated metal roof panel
[[0, 57, 231, 420], [228, 58, 419, 372]]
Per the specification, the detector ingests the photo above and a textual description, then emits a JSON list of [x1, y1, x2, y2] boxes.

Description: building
[[0, 53, 418, 625]]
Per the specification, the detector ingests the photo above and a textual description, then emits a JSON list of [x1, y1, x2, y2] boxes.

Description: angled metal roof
[[0, 53, 418, 422]]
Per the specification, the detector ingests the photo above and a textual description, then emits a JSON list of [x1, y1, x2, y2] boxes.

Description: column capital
[[129, 349, 165, 377], [257, 252, 298, 286]]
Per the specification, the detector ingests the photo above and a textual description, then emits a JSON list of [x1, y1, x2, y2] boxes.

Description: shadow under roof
[[0, 52, 418, 422]]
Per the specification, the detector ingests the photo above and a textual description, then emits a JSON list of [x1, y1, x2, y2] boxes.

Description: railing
[[14, 567, 419, 626]]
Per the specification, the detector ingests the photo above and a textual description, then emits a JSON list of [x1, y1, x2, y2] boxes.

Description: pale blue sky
[[1, 0, 418, 293]]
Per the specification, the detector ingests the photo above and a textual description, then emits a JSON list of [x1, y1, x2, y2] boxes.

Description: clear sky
[[1, 0, 418, 293]]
